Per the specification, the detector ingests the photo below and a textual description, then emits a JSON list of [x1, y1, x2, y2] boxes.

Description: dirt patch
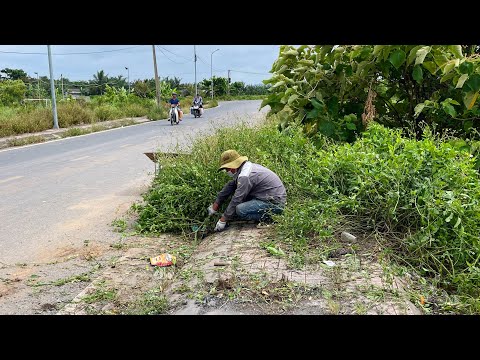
[[56, 223, 422, 315]]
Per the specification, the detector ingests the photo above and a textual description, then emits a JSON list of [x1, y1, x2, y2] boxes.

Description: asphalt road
[[0, 100, 267, 265]]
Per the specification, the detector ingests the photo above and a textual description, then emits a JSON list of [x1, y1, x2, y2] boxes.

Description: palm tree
[[92, 70, 109, 95]]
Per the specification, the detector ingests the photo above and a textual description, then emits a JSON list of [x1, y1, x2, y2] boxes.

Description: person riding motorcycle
[[192, 93, 203, 108], [191, 93, 204, 116], [168, 93, 183, 121]]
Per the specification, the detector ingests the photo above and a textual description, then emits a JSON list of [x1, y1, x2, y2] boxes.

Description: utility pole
[[194, 45, 197, 95], [125, 67, 130, 93], [152, 45, 161, 106], [34, 72, 39, 99], [61, 74, 64, 99], [47, 45, 59, 129], [227, 69, 231, 96], [210, 48, 219, 99]]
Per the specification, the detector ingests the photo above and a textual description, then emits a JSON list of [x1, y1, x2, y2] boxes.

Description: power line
[[155, 45, 188, 65], [157, 46, 193, 62], [229, 69, 270, 75], [0, 46, 145, 55]]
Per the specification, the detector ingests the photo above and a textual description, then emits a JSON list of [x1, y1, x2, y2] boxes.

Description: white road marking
[[70, 155, 90, 162], [0, 175, 24, 184]]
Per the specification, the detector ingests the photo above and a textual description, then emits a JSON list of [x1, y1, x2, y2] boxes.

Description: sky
[[0, 45, 281, 85]]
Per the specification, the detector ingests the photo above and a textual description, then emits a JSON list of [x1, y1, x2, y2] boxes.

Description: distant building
[[67, 88, 82, 99]]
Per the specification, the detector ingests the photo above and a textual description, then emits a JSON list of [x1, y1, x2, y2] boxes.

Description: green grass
[[0, 100, 159, 137], [134, 114, 480, 313], [111, 218, 128, 232], [82, 282, 117, 304], [125, 287, 169, 315]]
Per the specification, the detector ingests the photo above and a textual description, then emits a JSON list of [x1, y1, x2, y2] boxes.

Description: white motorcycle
[[169, 104, 180, 125], [190, 104, 203, 118]]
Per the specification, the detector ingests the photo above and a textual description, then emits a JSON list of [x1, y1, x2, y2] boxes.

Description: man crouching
[[207, 149, 287, 232]]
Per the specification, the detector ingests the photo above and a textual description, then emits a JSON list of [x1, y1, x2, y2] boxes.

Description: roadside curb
[[0, 116, 152, 151]]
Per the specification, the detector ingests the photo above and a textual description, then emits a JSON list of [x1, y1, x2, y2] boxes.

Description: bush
[[135, 117, 480, 307], [147, 105, 167, 120], [121, 103, 149, 117], [57, 102, 95, 126], [0, 107, 52, 136], [94, 105, 122, 121], [0, 80, 27, 106]]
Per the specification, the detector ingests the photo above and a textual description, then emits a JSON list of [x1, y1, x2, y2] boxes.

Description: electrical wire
[[0, 45, 145, 55], [155, 46, 188, 65]]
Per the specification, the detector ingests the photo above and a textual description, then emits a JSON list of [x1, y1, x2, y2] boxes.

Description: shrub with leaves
[[262, 45, 480, 140], [274, 122, 480, 298], [135, 118, 480, 307], [134, 119, 317, 234]]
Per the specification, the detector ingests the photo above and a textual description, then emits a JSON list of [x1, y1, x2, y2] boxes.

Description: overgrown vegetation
[[134, 118, 480, 313], [262, 45, 480, 142]]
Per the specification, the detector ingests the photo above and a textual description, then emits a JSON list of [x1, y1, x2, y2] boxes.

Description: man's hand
[[207, 204, 218, 216], [214, 219, 227, 232]]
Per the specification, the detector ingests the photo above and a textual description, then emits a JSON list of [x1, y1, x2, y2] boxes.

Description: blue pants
[[235, 199, 284, 222]]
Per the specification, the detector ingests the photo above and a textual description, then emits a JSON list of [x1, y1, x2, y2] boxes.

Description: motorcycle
[[169, 104, 180, 125], [190, 104, 203, 118]]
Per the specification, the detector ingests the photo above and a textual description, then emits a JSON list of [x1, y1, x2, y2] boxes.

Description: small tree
[[0, 79, 27, 105], [0, 68, 28, 81]]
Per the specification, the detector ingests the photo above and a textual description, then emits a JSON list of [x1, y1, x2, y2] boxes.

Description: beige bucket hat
[[218, 150, 248, 171]]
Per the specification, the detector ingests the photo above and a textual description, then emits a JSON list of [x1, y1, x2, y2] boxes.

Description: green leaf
[[389, 49, 406, 69], [326, 97, 339, 116], [463, 92, 479, 110], [345, 65, 353, 76], [311, 98, 324, 110], [373, 45, 385, 56], [414, 103, 425, 118], [422, 61, 438, 75], [266, 246, 285, 257], [412, 65, 423, 83], [306, 108, 320, 119], [448, 45, 463, 59], [433, 54, 448, 67], [442, 102, 457, 117], [271, 80, 285, 89], [287, 94, 299, 105], [440, 71, 456, 83], [454, 217, 461, 228], [445, 212, 454, 222], [459, 61, 474, 75], [407, 46, 422, 65], [317, 120, 336, 137], [456, 74, 469, 89], [415, 46, 431, 65], [465, 74, 480, 92], [346, 122, 356, 130], [442, 60, 456, 75]]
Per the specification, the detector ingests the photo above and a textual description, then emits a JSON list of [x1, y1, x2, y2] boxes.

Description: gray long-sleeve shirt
[[215, 161, 287, 220]]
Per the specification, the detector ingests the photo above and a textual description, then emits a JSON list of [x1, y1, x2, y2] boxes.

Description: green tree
[[132, 80, 151, 98], [0, 79, 27, 105], [163, 76, 181, 90], [111, 75, 127, 90], [230, 81, 245, 96], [92, 70, 109, 95], [200, 76, 228, 97], [0, 68, 28, 81]]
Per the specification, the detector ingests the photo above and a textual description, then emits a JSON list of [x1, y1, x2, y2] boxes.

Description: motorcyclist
[[168, 92, 183, 121], [192, 93, 203, 108]]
